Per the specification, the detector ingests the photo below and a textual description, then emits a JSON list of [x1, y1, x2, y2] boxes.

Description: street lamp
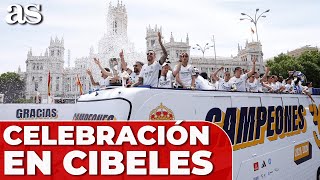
[[193, 43, 213, 59], [240, 8, 270, 42], [193, 43, 214, 72]]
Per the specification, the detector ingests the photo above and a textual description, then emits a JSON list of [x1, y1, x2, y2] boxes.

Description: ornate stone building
[[287, 45, 319, 58], [190, 40, 265, 77], [22, 1, 266, 102], [146, 25, 190, 67], [25, 37, 65, 101]]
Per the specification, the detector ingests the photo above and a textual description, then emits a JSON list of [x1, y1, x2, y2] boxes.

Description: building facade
[[25, 37, 65, 101], [146, 25, 190, 67], [190, 40, 265, 77], [287, 45, 319, 58], [22, 1, 266, 102]]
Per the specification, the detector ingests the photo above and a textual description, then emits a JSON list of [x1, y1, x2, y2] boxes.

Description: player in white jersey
[[132, 32, 167, 87], [158, 61, 175, 88], [119, 50, 144, 87], [229, 58, 256, 92], [86, 67, 117, 89], [211, 67, 232, 91], [247, 67, 270, 92], [174, 53, 195, 89], [192, 68, 213, 90]]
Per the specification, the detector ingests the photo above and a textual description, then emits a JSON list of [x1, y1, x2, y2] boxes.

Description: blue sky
[[0, 0, 319, 73]]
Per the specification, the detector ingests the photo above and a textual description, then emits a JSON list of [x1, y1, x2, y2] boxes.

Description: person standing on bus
[[87, 58, 118, 88], [119, 50, 144, 87], [229, 58, 256, 92], [132, 32, 168, 87], [211, 67, 231, 91], [174, 53, 195, 89], [158, 61, 175, 88]]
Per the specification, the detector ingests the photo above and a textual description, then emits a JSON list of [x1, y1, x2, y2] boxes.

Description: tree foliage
[[266, 50, 320, 87], [0, 72, 25, 103]]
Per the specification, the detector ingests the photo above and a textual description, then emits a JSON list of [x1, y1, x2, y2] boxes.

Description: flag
[[251, 27, 255, 34], [48, 71, 51, 96], [76, 75, 84, 95]]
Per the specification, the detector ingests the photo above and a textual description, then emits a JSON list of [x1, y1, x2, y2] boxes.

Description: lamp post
[[240, 8, 270, 42], [192, 43, 214, 73]]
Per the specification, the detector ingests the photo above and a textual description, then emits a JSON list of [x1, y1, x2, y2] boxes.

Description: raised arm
[[260, 67, 270, 83], [172, 62, 182, 77], [212, 67, 224, 81], [247, 57, 256, 77], [86, 69, 99, 86], [94, 58, 113, 77], [158, 32, 168, 65], [119, 50, 127, 71]]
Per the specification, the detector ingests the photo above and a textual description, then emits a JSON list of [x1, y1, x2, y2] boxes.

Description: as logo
[[5, 4, 43, 25], [261, 161, 266, 168]]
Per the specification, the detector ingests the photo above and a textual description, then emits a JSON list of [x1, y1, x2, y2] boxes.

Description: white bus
[[1, 87, 319, 179], [75, 87, 320, 180]]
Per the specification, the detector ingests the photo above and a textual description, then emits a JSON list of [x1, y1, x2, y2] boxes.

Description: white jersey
[[158, 71, 174, 88], [129, 72, 139, 84], [247, 80, 259, 92], [195, 76, 214, 90], [98, 77, 111, 88], [174, 64, 193, 88], [284, 84, 293, 93], [271, 82, 280, 91], [218, 78, 231, 91], [229, 74, 248, 92], [139, 61, 162, 87]]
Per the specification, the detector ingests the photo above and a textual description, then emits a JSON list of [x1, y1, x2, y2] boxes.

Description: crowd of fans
[[86, 32, 314, 101]]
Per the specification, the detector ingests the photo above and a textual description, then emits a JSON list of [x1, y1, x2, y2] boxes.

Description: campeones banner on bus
[[0, 121, 232, 180]]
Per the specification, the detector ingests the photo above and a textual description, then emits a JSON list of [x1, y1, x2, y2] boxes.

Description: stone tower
[[107, 1, 128, 38], [48, 36, 65, 62], [146, 25, 162, 51]]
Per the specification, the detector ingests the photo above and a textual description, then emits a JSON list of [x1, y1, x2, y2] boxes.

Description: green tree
[[266, 50, 320, 87], [0, 72, 25, 103]]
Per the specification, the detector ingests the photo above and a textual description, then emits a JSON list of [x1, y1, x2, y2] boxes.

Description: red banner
[[0, 121, 232, 180]]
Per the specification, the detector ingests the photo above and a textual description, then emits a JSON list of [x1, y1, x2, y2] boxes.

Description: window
[[35, 82, 38, 91], [51, 50, 54, 56], [151, 40, 155, 47], [56, 77, 60, 91]]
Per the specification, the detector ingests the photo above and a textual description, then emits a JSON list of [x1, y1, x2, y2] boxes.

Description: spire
[[28, 48, 32, 57], [50, 37, 53, 45], [68, 49, 71, 68], [186, 33, 189, 44], [238, 43, 240, 52], [90, 46, 94, 55], [18, 66, 21, 73], [45, 48, 48, 56], [170, 32, 174, 42], [61, 37, 64, 45], [117, 0, 120, 7]]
